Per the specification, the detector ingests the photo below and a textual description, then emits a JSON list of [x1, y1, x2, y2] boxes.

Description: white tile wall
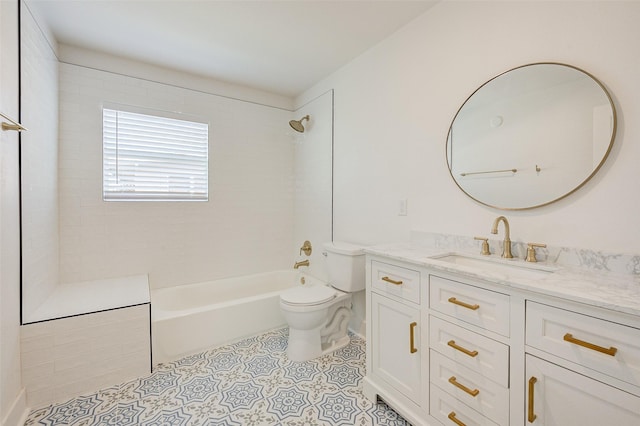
[[57, 64, 295, 289], [291, 91, 333, 283], [20, 0, 59, 322], [2, 2, 26, 423], [21, 305, 151, 409], [290, 90, 367, 334]]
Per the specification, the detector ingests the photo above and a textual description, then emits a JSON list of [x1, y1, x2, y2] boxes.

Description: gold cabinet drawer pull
[[381, 276, 403, 285], [448, 376, 480, 397], [563, 333, 618, 356], [447, 340, 479, 357], [528, 376, 537, 423], [448, 297, 480, 310], [448, 411, 467, 426], [409, 322, 418, 353]]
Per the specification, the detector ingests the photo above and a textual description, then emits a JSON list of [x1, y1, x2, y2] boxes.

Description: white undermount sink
[[428, 252, 557, 280]]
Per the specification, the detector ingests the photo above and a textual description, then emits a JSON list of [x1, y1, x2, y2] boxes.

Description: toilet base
[[286, 329, 351, 362], [321, 334, 350, 355], [287, 327, 322, 362], [282, 290, 353, 362]]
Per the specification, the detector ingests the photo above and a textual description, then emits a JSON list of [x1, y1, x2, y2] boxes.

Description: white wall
[[297, 1, 640, 254], [1, 0, 27, 424], [20, 0, 59, 323], [58, 63, 295, 288]]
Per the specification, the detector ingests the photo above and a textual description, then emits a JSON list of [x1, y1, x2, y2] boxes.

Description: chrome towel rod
[[1, 112, 27, 132], [460, 168, 517, 177]]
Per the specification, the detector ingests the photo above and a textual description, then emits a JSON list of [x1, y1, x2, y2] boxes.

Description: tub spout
[[294, 259, 310, 269]]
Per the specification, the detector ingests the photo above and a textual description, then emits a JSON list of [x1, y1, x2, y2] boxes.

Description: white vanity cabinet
[[365, 259, 426, 422], [524, 301, 640, 425], [364, 250, 640, 426]]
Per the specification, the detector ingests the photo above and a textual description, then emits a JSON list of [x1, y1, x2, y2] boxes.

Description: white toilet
[[280, 241, 365, 362]]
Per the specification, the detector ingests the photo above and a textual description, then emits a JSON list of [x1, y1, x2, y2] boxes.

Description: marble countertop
[[365, 242, 640, 318]]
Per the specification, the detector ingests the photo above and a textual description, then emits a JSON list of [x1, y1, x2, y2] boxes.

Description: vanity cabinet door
[[370, 292, 421, 403], [525, 355, 640, 426]]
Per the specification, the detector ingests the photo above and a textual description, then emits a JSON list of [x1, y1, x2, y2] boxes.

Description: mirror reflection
[[447, 63, 616, 210]]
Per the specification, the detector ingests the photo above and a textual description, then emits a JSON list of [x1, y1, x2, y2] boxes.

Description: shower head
[[289, 115, 310, 133]]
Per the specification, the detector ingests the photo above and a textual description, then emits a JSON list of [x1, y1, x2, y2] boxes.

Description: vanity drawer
[[430, 316, 509, 387], [430, 275, 510, 337], [371, 260, 420, 304], [431, 350, 509, 425], [430, 385, 500, 426], [526, 301, 640, 387]]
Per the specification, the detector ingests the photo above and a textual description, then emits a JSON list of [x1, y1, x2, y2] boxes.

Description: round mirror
[[447, 63, 616, 210]]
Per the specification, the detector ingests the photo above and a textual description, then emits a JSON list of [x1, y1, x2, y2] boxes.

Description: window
[[103, 107, 208, 201]]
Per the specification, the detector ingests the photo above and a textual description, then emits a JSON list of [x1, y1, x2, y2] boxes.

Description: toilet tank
[[323, 241, 366, 292]]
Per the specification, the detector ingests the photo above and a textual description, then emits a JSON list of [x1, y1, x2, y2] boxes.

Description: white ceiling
[[26, 0, 438, 97]]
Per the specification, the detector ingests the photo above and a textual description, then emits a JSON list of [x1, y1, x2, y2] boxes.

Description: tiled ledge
[[21, 305, 151, 409], [24, 274, 150, 324], [21, 275, 152, 409]]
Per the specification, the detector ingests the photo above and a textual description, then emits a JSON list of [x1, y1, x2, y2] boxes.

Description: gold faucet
[[294, 259, 310, 269], [491, 216, 513, 258]]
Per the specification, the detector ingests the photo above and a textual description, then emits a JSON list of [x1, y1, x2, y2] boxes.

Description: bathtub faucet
[[294, 260, 310, 269]]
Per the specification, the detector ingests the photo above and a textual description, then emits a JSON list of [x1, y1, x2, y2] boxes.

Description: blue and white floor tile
[[25, 329, 410, 425]]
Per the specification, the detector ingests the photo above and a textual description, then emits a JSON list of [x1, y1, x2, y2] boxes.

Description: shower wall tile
[[57, 64, 295, 289], [20, 1, 60, 321], [292, 92, 333, 284], [20, 304, 151, 409]]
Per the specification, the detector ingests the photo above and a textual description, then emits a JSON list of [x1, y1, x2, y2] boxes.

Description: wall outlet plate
[[399, 199, 408, 216]]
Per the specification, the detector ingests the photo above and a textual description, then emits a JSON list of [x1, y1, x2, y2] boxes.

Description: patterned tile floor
[[25, 328, 410, 425]]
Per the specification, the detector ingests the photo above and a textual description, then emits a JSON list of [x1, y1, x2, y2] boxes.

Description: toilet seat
[[280, 285, 336, 307]]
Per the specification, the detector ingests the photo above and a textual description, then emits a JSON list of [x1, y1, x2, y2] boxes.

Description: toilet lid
[[281, 285, 336, 306]]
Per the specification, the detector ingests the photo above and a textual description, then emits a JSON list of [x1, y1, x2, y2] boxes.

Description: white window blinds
[[103, 108, 208, 201]]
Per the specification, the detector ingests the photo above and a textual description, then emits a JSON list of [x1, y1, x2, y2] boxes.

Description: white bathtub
[[151, 270, 303, 365]]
